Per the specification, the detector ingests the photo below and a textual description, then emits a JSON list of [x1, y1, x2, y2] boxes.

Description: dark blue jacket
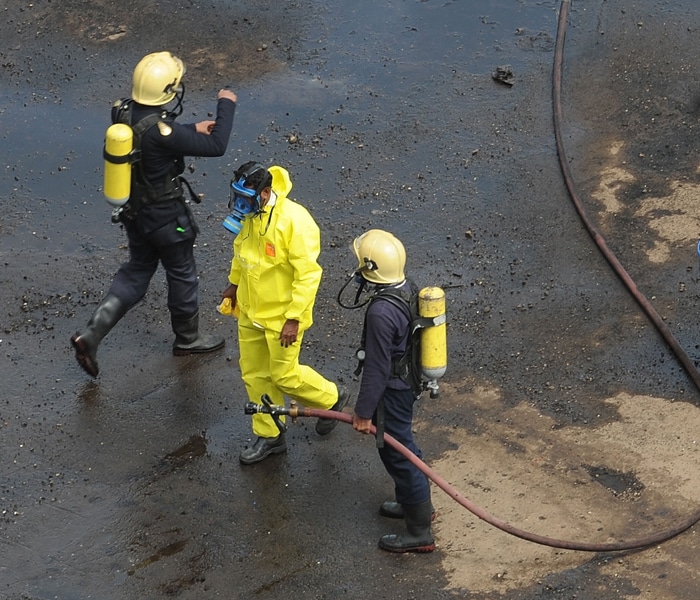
[[355, 280, 412, 419], [125, 97, 236, 237]]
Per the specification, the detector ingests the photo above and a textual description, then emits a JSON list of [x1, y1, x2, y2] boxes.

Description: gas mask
[[222, 178, 262, 235]]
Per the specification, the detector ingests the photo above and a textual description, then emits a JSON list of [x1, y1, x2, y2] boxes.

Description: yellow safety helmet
[[352, 229, 406, 284], [131, 52, 185, 106]]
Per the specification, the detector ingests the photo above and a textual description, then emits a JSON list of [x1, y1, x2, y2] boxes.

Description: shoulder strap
[[373, 286, 426, 399], [129, 113, 164, 166], [353, 291, 407, 378], [131, 113, 163, 139], [370, 289, 411, 320]]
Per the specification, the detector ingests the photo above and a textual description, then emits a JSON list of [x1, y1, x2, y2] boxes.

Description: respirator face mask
[[222, 179, 262, 235]]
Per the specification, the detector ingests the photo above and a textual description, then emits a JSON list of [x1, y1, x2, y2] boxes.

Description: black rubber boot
[[379, 500, 435, 553], [380, 500, 436, 521], [315, 385, 350, 435], [70, 293, 128, 377], [239, 435, 287, 465], [171, 311, 225, 356]]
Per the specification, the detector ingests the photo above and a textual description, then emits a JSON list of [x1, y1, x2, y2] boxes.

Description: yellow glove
[[217, 297, 240, 318]]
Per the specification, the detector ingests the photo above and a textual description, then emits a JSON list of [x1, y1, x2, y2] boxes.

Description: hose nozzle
[[244, 402, 265, 415], [244, 394, 289, 434]]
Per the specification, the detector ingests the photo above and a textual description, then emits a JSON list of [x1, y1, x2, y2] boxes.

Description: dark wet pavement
[[3, 0, 700, 598]]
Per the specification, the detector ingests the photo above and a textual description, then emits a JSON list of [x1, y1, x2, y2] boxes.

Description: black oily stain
[[584, 464, 645, 499], [254, 560, 315, 595], [142, 433, 209, 485], [165, 433, 207, 461], [127, 540, 188, 576]]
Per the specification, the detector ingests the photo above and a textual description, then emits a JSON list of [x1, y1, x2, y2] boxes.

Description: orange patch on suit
[[265, 242, 276, 257]]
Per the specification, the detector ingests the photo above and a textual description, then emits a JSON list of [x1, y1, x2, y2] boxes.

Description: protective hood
[[268, 165, 293, 199]]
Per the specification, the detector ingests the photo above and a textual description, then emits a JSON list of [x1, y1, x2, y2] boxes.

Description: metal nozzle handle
[[244, 402, 264, 415]]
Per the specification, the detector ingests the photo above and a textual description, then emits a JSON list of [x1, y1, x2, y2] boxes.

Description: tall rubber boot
[[380, 500, 436, 521], [171, 311, 225, 356], [70, 293, 128, 377], [378, 499, 435, 553]]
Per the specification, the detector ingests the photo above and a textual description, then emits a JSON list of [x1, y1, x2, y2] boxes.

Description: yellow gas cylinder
[[103, 123, 133, 206], [418, 286, 447, 397]]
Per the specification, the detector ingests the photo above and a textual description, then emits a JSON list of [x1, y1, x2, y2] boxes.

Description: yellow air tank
[[418, 286, 447, 398], [103, 123, 133, 206]]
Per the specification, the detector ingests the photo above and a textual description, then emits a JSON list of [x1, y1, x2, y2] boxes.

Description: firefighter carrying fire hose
[[339, 229, 447, 553]]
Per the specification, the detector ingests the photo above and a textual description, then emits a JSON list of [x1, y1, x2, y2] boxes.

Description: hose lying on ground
[[548, 0, 700, 549], [552, 0, 700, 393], [251, 0, 700, 555], [296, 407, 700, 552]]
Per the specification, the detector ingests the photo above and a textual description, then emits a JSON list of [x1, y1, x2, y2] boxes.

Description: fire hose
[[246, 396, 700, 552], [553, 1, 700, 392], [245, 0, 700, 554], [549, 0, 700, 547]]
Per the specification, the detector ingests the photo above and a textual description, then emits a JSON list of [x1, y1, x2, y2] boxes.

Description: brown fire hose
[[552, 0, 700, 392], [245, 0, 700, 554], [252, 403, 700, 552]]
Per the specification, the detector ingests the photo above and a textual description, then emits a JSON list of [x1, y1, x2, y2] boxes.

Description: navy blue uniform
[[109, 98, 236, 317], [356, 280, 430, 506]]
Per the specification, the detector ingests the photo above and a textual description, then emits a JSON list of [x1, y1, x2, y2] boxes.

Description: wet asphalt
[[2, 0, 700, 598]]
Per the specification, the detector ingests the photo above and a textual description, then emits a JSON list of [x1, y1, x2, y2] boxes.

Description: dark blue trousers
[[374, 387, 430, 506], [109, 218, 198, 318]]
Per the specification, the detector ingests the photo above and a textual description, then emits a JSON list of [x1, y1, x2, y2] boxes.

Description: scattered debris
[[492, 65, 514, 86]]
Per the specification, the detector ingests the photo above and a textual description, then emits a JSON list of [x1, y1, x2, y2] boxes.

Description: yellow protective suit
[[228, 166, 338, 438]]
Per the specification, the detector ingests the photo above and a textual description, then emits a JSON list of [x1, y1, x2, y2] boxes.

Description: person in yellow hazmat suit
[[220, 162, 349, 465]]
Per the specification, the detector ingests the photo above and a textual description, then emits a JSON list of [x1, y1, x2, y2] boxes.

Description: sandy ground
[[427, 383, 700, 595]]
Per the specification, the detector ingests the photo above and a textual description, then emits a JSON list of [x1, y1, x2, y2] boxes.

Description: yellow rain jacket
[[228, 166, 322, 333]]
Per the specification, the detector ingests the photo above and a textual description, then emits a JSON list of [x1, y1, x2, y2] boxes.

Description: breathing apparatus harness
[[105, 91, 200, 223], [338, 261, 435, 393], [338, 262, 448, 447]]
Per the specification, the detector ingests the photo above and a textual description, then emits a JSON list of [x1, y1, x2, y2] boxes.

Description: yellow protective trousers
[[238, 311, 338, 438]]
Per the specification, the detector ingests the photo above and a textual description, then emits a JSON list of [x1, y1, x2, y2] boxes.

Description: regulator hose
[[304, 407, 700, 551]]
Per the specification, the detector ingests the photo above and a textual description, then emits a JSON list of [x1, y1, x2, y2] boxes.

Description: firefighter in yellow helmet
[[70, 52, 237, 377], [348, 229, 435, 553], [221, 162, 349, 464], [131, 51, 186, 106]]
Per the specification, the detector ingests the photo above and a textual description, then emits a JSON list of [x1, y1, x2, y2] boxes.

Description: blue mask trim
[[229, 179, 261, 214], [222, 178, 262, 235]]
